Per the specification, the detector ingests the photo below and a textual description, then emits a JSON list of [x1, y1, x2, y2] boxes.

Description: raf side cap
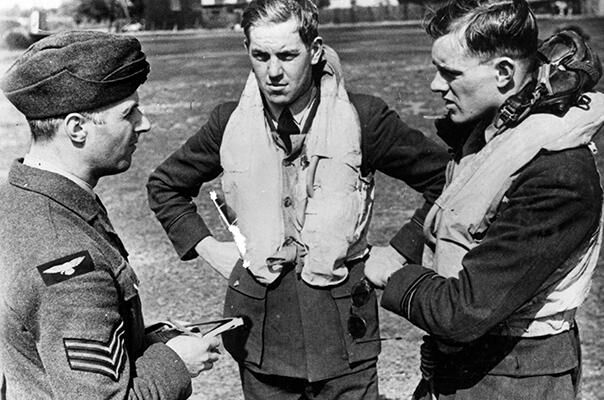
[[0, 30, 150, 119]]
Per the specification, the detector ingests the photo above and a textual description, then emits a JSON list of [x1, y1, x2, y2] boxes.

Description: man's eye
[[279, 53, 296, 61], [253, 53, 269, 62], [125, 106, 139, 119], [439, 69, 457, 81]]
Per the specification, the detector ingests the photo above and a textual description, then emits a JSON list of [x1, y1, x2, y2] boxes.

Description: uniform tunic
[[383, 120, 603, 398], [147, 93, 449, 381], [0, 161, 192, 400]]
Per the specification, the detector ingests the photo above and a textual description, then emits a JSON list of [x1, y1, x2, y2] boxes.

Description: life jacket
[[423, 92, 604, 336], [220, 46, 374, 286]]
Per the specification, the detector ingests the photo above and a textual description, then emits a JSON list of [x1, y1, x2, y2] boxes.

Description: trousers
[[239, 362, 379, 400]]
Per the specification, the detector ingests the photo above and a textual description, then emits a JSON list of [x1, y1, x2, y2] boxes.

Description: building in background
[[143, 0, 203, 30], [139, 0, 603, 30], [199, 0, 248, 29]]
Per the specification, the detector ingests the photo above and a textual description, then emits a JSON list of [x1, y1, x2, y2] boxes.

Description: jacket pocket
[[222, 260, 267, 366], [488, 329, 580, 376], [330, 261, 381, 365]]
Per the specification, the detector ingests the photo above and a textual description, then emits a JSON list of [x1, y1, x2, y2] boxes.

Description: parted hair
[[241, 0, 319, 47], [425, 0, 538, 61]]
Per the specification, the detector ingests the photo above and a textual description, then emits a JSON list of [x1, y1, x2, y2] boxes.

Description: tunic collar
[[8, 159, 103, 223]]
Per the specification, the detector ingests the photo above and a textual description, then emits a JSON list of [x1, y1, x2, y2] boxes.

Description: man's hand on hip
[[364, 245, 408, 289], [195, 236, 239, 279]]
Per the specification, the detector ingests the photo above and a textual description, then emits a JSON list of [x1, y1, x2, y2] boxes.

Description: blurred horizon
[[0, 0, 64, 12]]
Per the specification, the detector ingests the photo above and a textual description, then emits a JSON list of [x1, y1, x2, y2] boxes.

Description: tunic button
[[283, 197, 293, 207], [233, 280, 240, 287]]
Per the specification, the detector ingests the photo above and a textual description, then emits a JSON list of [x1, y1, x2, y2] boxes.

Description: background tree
[[74, 0, 117, 23], [316, 0, 331, 9], [61, 0, 143, 29], [127, 0, 145, 22]]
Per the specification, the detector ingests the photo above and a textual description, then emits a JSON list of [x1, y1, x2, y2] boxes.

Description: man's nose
[[430, 71, 447, 93], [268, 57, 283, 79], [136, 113, 151, 134]]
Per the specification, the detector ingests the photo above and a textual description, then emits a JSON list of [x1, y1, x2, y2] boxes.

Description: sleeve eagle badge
[[36, 251, 95, 286]]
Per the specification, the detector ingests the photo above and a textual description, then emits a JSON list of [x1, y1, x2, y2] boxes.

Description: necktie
[[277, 108, 299, 153]]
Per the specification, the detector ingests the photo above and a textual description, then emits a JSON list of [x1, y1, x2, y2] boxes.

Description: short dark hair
[[27, 110, 105, 142], [425, 0, 538, 61], [27, 118, 63, 142], [241, 0, 319, 47]]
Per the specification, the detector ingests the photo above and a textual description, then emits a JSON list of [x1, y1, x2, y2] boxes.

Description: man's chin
[[102, 161, 132, 177], [449, 112, 471, 125], [263, 91, 294, 106]]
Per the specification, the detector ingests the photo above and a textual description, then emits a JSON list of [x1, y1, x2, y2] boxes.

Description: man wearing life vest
[[146, 0, 449, 398], [364, 0, 604, 398]]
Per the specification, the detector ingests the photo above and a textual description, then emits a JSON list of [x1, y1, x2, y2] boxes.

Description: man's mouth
[[444, 101, 458, 112], [267, 83, 286, 91]]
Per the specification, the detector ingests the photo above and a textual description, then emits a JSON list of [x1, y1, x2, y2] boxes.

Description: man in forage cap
[[0, 31, 221, 399]]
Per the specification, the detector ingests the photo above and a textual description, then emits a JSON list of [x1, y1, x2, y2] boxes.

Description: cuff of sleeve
[[136, 343, 192, 400], [390, 220, 424, 264], [168, 213, 212, 260], [381, 264, 435, 319]]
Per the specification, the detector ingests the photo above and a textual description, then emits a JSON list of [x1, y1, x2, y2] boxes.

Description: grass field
[[1, 17, 604, 399]]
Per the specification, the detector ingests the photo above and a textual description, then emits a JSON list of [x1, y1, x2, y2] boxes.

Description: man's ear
[[63, 113, 88, 144], [493, 57, 516, 89], [243, 38, 249, 52], [310, 36, 323, 65]]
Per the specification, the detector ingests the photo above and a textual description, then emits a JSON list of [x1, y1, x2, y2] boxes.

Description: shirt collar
[[23, 154, 96, 198], [289, 84, 317, 127], [265, 84, 317, 129]]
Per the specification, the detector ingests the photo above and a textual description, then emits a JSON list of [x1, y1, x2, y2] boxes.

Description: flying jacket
[[382, 94, 604, 391], [422, 92, 604, 337], [147, 90, 449, 380]]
